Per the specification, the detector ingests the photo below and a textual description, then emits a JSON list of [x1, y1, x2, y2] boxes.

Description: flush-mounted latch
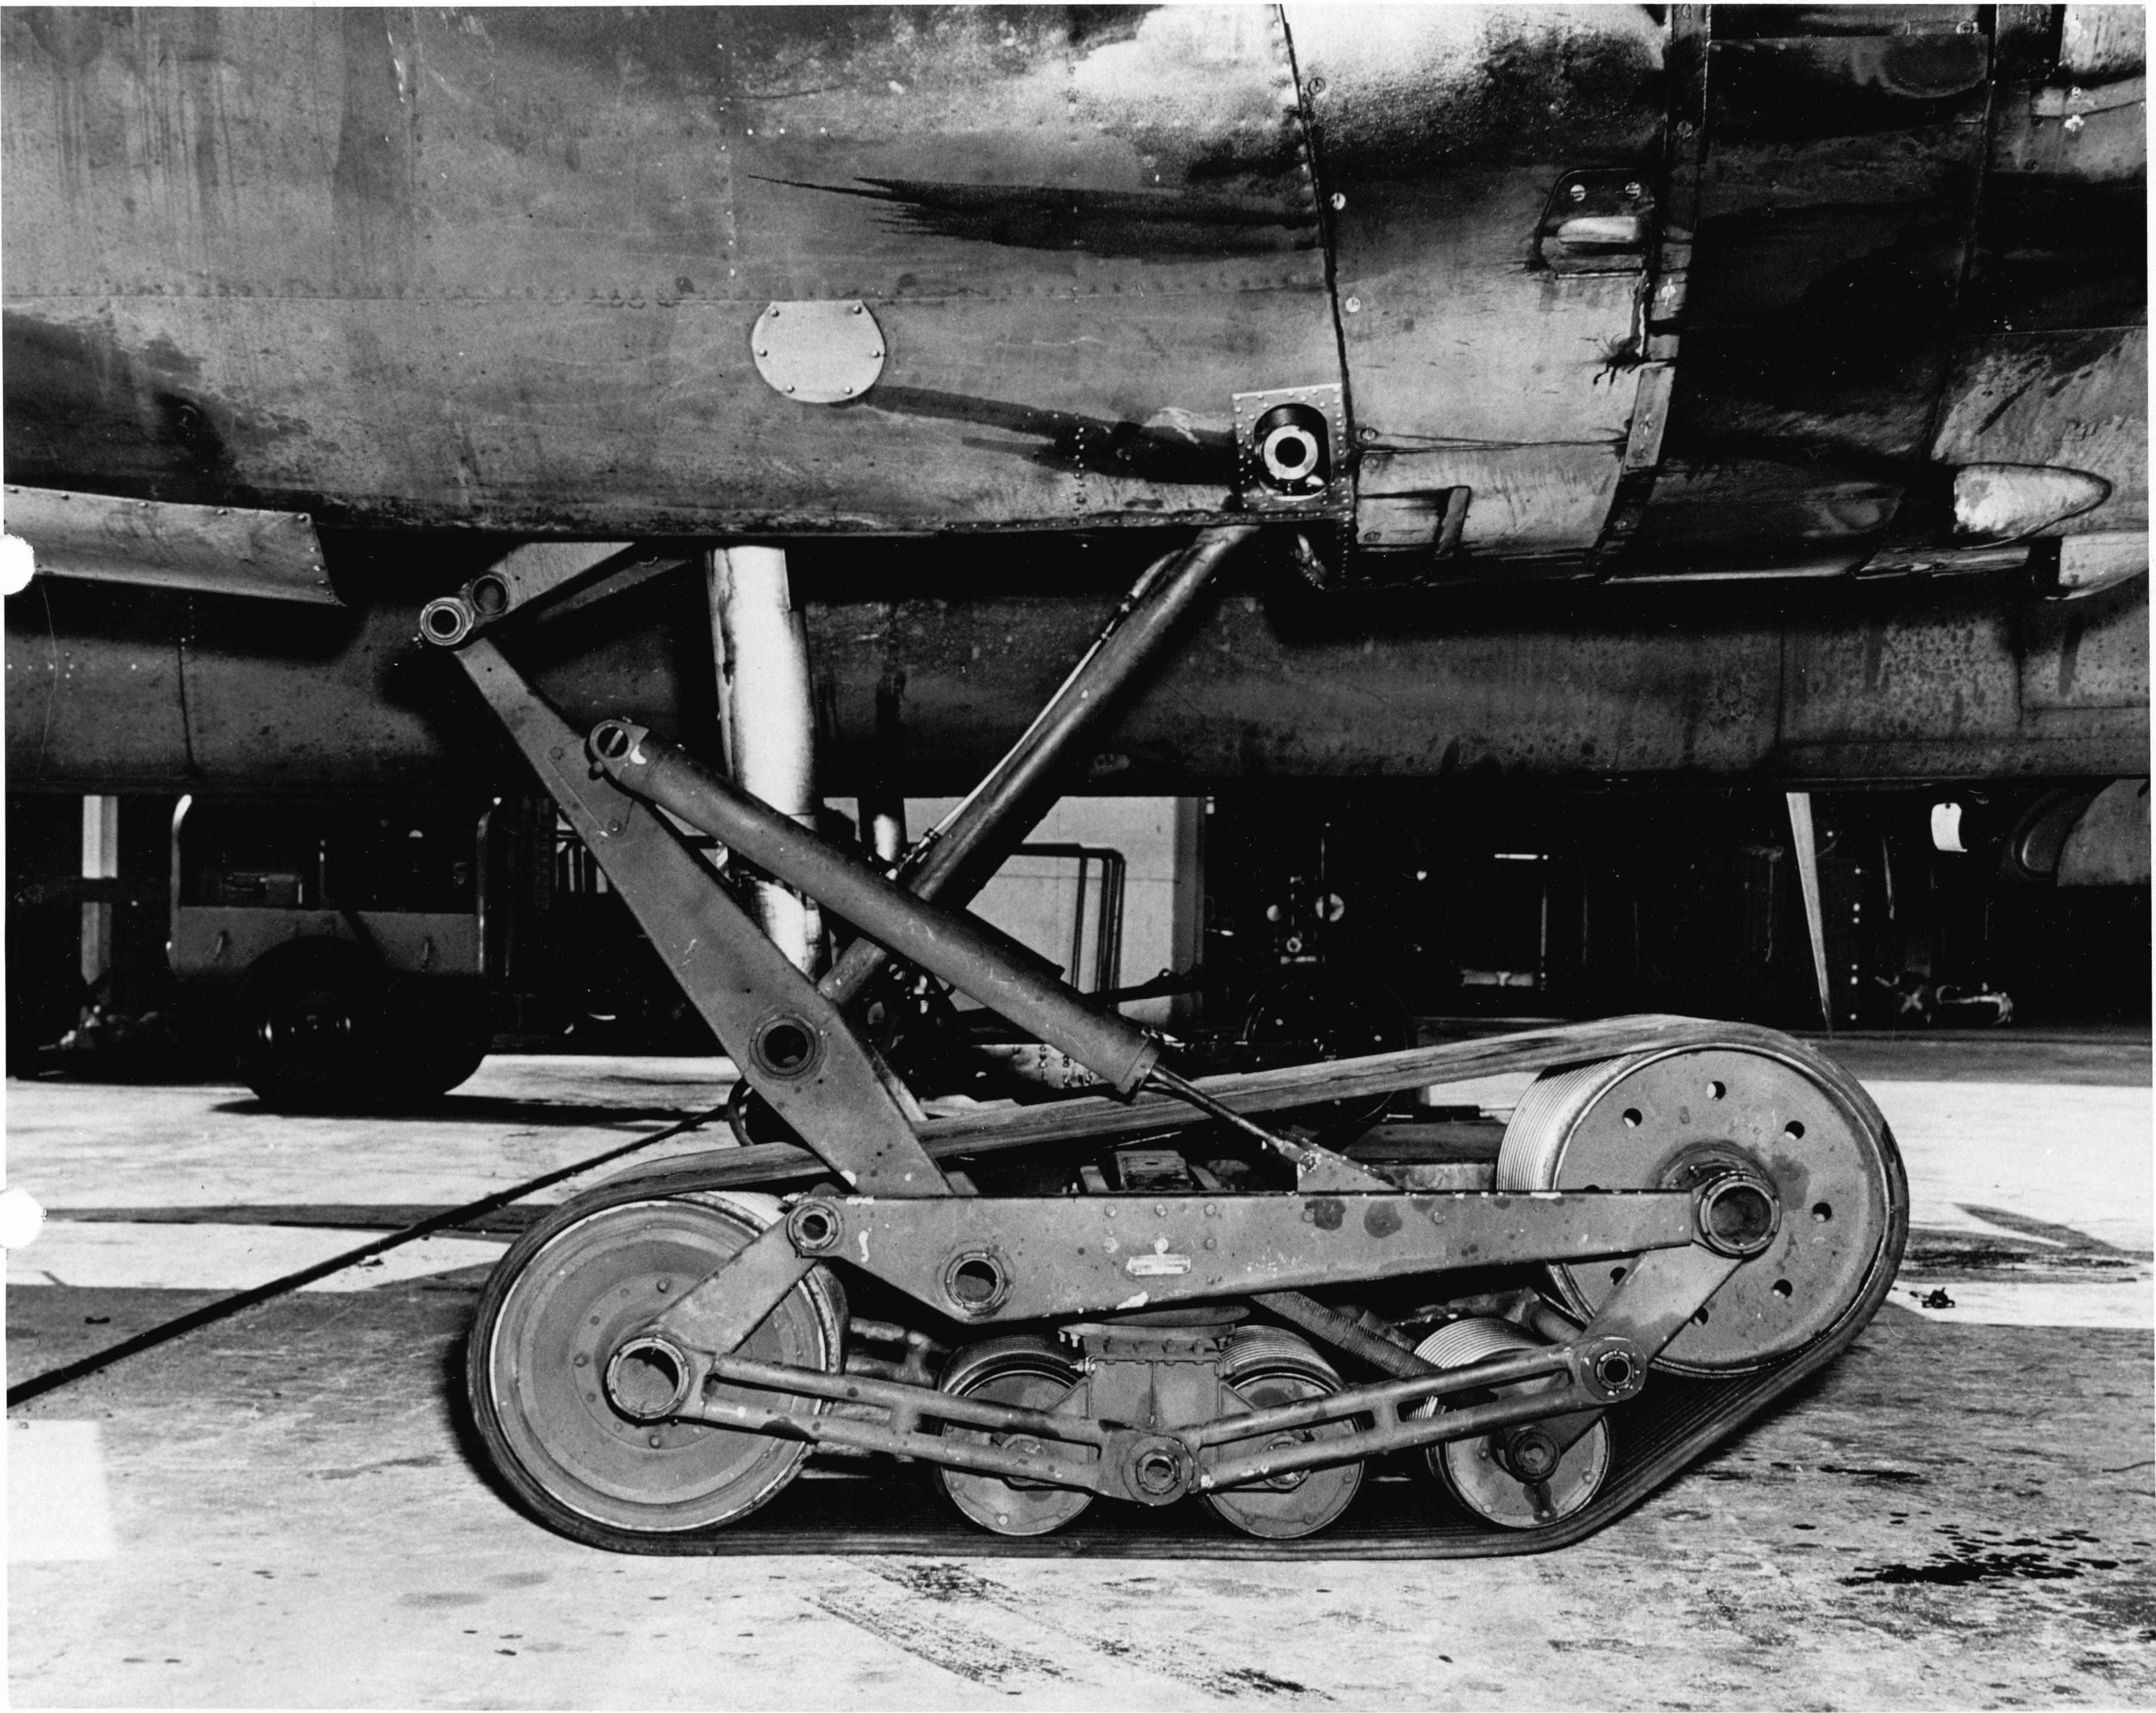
[[1534, 171, 1659, 275]]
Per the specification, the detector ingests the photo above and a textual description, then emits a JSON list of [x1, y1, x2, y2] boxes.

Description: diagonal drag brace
[[453, 638, 949, 1196]]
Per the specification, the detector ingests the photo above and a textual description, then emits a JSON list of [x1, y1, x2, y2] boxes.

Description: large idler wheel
[[935, 1335, 1094, 1536], [1414, 1317, 1612, 1528], [1202, 1326, 1364, 1539], [1497, 1042, 1906, 1374], [468, 1192, 846, 1546]]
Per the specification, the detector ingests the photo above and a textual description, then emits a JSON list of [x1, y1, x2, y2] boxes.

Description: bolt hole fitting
[[943, 1251, 1009, 1316], [604, 1335, 693, 1423], [419, 597, 476, 648], [788, 1201, 840, 1255], [1699, 1174, 1780, 1258], [469, 573, 510, 617], [751, 1015, 820, 1080]]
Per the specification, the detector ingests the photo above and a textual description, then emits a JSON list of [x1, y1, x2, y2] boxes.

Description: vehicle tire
[[380, 979, 493, 1101], [233, 940, 392, 1110]]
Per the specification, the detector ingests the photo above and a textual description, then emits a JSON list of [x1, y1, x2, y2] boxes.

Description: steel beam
[[763, 1190, 1701, 1326]]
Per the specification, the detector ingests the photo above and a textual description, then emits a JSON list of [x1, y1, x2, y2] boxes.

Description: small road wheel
[[935, 1335, 1093, 1536], [1202, 1326, 1364, 1539]]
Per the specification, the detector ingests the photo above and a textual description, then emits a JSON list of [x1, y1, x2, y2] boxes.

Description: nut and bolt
[[1504, 1427, 1562, 1483], [1133, 1447, 1183, 1496]]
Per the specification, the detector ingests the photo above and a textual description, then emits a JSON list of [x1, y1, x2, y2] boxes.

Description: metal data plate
[[3, 486, 336, 605], [751, 301, 888, 404]]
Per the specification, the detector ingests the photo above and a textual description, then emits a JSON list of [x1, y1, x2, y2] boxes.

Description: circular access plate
[[751, 299, 886, 404]]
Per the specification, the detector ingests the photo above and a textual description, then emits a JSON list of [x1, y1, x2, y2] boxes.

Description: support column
[[79, 794, 118, 1012], [863, 792, 908, 868], [1786, 791, 1834, 1032], [1168, 796, 1207, 1028], [861, 668, 909, 865], [709, 547, 824, 974]]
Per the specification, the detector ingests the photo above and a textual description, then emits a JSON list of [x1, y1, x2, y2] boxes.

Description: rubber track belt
[[485, 1014, 1908, 1557]]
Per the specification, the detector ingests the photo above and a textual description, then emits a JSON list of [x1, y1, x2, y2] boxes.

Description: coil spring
[[1412, 1314, 1542, 1371], [1494, 1052, 1658, 1191]]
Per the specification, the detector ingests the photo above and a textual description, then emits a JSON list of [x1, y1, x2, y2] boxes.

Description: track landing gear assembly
[[427, 528, 1907, 1553]]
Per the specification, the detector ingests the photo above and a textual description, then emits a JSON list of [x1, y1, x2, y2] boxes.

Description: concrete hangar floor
[[6, 1029, 2151, 1709]]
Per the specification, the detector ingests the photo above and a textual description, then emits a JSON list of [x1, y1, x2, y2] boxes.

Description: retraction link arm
[[430, 526, 1804, 1520]]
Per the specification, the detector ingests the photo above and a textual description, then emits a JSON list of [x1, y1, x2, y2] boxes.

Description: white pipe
[[709, 546, 823, 974], [79, 794, 118, 1004], [867, 800, 907, 867], [1786, 791, 1834, 1033]]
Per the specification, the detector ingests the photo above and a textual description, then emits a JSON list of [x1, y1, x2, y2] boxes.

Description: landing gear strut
[[430, 527, 1907, 1552]]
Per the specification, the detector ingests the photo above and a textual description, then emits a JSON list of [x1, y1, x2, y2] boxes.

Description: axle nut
[[1130, 1440, 1187, 1499], [1578, 1337, 1646, 1402], [786, 1200, 842, 1256], [1502, 1426, 1563, 1483], [603, 1335, 694, 1423], [1698, 1173, 1781, 1259]]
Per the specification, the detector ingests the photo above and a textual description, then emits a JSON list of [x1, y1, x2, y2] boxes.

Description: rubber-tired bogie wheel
[[1202, 1325, 1364, 1539], [934, 1334, 1093, 1537], [467, 1192, 845, 1549], [1411, 1316, 1613, 1529], [1498, 1042, 1907, 1376]]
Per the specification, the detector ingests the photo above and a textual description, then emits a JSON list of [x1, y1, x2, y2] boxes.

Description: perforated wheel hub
[[1498, 1045, 1896, 1374]]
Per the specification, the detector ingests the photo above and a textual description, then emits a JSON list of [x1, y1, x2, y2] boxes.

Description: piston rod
[[820, 525, 1254, 1006], [589, 721, 1162, 1095]]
